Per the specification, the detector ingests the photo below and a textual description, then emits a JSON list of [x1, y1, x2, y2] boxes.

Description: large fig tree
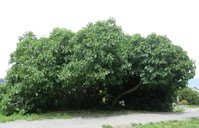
[[0, 18, 195, 115]]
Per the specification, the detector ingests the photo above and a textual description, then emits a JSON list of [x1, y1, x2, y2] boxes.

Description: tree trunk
[[112, 83, 141, 105]]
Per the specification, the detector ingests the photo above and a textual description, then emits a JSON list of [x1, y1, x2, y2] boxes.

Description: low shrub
[[178, 87, 199, 105], [179, 100, 189, 105]]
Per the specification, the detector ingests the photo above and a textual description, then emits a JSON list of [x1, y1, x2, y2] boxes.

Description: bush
[[179, 100, 189, 105], [178, 87, 199, 105]]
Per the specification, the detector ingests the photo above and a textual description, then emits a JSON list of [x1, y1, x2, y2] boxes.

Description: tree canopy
[[0, 18, 195, 115]]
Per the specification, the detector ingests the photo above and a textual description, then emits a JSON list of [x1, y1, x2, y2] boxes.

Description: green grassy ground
[[0, 106, 190, 123], [0, 110, 137, 123], [132, 118, 199, 128], [172, 107, 185, 112], [187, 105, 199, 108], [0, 112, 71, 122]]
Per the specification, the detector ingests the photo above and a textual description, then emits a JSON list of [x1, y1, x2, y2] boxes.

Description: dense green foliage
[[0, 18, 195, 115], [123, 86, 174, 111], [178, 87, 199, 105]]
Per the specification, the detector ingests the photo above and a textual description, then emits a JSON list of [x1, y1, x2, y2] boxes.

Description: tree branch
[[112, 83, 141, 105]]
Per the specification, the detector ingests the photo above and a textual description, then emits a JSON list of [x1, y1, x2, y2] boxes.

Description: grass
[[0, 109, 137, 123], [172, 106, 185, 112], [186, 105, 199, 108], [102, 124, 113, 128], [0, 107, 195, 123], [0, 112, 71, 122], [131, 118, 199, 128]]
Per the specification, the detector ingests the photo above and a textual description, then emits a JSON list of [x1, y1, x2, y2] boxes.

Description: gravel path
[[0, 108, 199, 128]]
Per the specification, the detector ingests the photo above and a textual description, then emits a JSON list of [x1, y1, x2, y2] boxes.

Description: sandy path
[[0, 108, 199, 128]]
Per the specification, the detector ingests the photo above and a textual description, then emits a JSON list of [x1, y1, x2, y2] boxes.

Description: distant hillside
[[188, 78, 199, 88], [0, 78, 5, 84]]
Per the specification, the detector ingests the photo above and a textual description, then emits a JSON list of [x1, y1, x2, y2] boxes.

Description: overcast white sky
[[0, 0, 198, 78]]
